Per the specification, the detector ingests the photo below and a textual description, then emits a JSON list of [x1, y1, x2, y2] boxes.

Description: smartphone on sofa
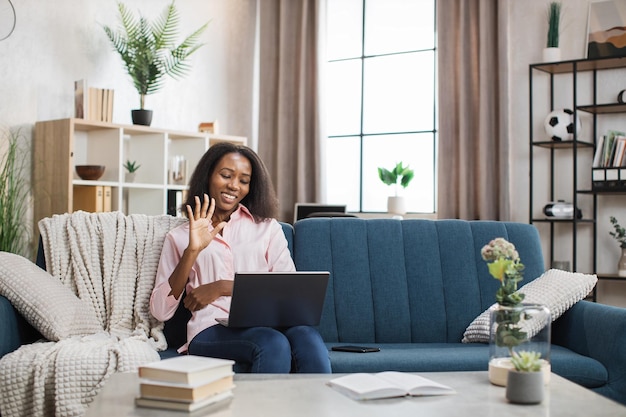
[[331, 345, 380, 353]]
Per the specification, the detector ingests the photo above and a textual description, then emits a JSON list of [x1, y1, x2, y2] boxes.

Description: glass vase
[[618, 247, 626, 277], [488, 303, 551, 386]]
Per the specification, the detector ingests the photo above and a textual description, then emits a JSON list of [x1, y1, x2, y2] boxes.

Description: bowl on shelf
[[75, 165, 105, 181]]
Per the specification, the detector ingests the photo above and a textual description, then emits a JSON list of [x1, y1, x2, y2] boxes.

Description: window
[[324, 0, 437, 213]]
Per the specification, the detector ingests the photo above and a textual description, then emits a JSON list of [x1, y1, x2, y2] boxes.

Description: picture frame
[[586, 0, 626, 59]]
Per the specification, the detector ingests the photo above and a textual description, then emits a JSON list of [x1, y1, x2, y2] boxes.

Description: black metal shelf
[[529, 56, 626, 299]]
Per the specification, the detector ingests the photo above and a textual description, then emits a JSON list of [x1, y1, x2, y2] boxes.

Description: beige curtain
[[257, 0, 324, 223], [437, 0, 510, 220]]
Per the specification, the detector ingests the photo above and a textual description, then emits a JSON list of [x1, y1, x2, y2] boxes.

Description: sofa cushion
[[325, 342, 607, 388], [462, 269, 597, 343], [0, 252, 101, 341]]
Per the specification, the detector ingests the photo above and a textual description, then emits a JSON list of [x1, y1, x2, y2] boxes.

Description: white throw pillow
[[462, 269, 597, 343], [0, 252, 102, 341]]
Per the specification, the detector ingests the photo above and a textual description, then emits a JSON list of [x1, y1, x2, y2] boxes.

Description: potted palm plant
[[103, 1, 208, 126], [378, 162, 414, 215]]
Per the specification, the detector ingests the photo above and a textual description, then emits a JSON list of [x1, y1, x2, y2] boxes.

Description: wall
[[507, 0, 626, 307]]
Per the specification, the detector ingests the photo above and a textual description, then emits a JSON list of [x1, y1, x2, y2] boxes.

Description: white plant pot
[[542, 47, 561, 63], [387, 196, 406, 215]]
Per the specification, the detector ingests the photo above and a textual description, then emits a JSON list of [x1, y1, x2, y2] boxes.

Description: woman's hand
[[186, 194, 226, 252], [184, 280, 233, 311]]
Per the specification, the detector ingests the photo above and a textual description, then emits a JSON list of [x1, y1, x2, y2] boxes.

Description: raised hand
[[186, 194, 226, 252]]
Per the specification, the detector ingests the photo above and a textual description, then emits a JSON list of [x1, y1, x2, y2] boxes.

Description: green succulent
[[103, 1, 208, 109], [511, 351, 542, 372], [124, 160, 141, 173]]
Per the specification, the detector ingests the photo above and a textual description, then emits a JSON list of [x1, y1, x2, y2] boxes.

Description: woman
[[150, 142, 330, 373]]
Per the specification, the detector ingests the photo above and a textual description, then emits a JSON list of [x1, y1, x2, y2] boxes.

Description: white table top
[[85, 371, 625, 417]]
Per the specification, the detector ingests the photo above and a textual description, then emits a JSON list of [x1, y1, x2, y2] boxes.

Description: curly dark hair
[[183, 142, 278, 222]]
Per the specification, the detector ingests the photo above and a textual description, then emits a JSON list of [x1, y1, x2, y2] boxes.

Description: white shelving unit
[[33, 118, 246, 238]]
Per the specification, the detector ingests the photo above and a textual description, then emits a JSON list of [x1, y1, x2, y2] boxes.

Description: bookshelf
[[529, 56, 626, 302], [33, 118, 246, 242]]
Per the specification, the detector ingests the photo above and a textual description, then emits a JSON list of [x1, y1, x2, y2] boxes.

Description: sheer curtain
[[437, 0, 511, 220], [256, 0, 325, 223]]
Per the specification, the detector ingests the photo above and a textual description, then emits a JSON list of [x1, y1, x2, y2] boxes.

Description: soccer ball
[[544, 108, 582, 141]]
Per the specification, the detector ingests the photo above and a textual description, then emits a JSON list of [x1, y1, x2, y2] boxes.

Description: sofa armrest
[[552, 300, 626, 403], [0, 295, 42, 358]]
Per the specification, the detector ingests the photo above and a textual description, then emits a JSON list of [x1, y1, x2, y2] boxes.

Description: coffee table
[[85, 371, 624, 416]]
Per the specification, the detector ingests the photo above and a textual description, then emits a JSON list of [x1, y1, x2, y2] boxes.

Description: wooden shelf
[[531, 56, 626, 74], [532, 140, 594, 149]]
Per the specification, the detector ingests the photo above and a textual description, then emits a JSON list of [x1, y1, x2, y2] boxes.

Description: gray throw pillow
[[462, 269, 597, 343], [0, 252, 102, 341]]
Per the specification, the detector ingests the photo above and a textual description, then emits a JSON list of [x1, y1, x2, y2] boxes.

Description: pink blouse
[[150, 205, 295, 352]]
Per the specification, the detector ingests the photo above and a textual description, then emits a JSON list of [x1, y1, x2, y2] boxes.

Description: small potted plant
[[543, 2, 562, 62], [609, 216, 626, 276], [124, 159, 141, 182], [506, 351, 544, 404], [103, 1, 208, 126], [378, 162, 414, 215]]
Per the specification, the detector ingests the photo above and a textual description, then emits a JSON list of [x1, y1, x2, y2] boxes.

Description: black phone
[[331, 345, 380, 353]]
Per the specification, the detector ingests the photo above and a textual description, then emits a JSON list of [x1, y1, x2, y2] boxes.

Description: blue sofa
[[1, 217, 625, 406]]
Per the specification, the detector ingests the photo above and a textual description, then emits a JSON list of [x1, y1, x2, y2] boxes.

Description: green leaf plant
[[0, 127, 31, 256], [103, 1, 208, 110], [609, 216, 626, 249], [546, 2, 562, 48], [377, 162, 415, 197], [123, 159, 141, 173], [511, 351, 542, 372]]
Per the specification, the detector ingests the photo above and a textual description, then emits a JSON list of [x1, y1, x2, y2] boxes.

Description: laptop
[[293, 203, 347, 224], [216, 271, 330, 328]]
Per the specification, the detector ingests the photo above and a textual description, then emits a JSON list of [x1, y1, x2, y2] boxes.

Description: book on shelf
[[139, 374, 234, 403], [74, 79, 87, 119], [138, 355, 235, 386], [592, 135, 605, 168], [102, 186, 112, 212], [73, 185, 104, 212], [135, 389, 234, 412], [327, 371, 456, 401]]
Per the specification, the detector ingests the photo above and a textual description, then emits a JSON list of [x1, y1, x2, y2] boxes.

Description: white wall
[[0, 0, 256, 135], [507, 0, 626, 307]]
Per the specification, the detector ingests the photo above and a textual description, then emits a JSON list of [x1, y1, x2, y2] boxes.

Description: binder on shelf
[[73, 185, 104, 212], [592, 167, 626, 191], [103, 186, 112, 212]]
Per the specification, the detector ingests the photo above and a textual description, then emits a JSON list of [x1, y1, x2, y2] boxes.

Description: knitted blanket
[[0, 211, 186, 417]]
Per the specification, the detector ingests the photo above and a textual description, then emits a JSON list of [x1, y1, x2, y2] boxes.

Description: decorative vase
[[488, 303, 551, 387], [542, 47, 561, 62], [506, 370, 544, 404], [131, 109, 153, 126], [618, 247, 626, 277], [387, 196, 406, 215]]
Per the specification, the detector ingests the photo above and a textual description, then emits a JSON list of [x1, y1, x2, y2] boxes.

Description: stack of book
[[592, 129, 626, 190], [135, 355, 235, 413], [74, 79, 114, 123]]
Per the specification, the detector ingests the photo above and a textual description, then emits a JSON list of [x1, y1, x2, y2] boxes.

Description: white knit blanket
[[0, 211, 186, 417]]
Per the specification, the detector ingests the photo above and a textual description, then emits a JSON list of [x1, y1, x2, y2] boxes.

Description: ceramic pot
[[125, 172, 136, 183], [542, 47, 561, 62], [131, 109, 153, 126], [506, 370, 544, 404], [488, 304, 551, 386], [618, 247, 626, 277], [387, 196, 406, 215]]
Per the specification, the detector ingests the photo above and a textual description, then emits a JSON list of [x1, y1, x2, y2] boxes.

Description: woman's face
[[208, 152, 252, 217]]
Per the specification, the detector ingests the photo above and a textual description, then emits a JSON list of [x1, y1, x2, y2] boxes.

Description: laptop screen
[[220, 271, 329, 328], [293, 203, 347, 224]]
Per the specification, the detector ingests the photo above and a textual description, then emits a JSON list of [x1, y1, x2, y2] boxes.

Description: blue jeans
[[188, 325, 331, 373]]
